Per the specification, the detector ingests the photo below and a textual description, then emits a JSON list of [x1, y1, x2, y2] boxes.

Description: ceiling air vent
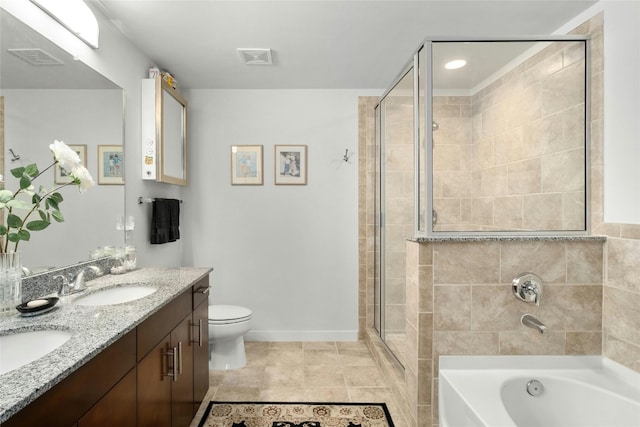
[[7, 48, 64, 66], [237, 48, 272, 65]]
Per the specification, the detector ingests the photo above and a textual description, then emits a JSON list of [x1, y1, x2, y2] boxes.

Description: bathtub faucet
[[521, 314, 547, 334]]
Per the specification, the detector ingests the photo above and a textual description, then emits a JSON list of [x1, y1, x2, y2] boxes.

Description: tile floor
[[190, 341, 407, 426]]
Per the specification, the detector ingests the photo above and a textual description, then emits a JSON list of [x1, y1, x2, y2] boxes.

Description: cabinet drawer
[[137, 289, 191, 362], [192, 276, 210, 309]]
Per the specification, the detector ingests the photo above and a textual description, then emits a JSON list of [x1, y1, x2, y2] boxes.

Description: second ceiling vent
[[237, 48, 272, 65]]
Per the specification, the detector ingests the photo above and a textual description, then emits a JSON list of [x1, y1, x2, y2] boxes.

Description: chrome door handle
[[191, 319, 203, 347], [162, 347, 178, 382]]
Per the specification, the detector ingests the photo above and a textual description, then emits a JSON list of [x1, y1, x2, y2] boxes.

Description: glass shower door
[[377, 67, 415, 366]]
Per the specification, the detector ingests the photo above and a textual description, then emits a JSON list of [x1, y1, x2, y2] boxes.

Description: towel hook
[[8, 149, 20, 162]]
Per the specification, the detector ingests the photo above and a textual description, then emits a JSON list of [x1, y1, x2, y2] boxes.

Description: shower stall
[[374, 37, 589, 365]]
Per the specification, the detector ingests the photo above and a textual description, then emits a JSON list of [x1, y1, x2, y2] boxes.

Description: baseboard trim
[[245, 330, 358, 342]]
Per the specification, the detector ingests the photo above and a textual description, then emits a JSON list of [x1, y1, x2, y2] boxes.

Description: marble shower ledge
[[410, 235, 607, 243], [0, 267, 212, 423]]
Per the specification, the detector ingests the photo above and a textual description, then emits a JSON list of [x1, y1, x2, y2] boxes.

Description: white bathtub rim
[[440, 355, 640, 400], [439, 355, 640, 427]]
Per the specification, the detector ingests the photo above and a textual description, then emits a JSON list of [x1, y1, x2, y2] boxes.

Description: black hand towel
[[150, 198, 180, 244]]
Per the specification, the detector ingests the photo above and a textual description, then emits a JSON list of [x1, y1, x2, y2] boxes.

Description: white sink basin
[[74, 284, 157, 306], [0, 329, 72, 375]]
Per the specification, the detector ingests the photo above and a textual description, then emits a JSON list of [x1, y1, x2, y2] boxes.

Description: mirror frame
[[420, 36, 590, 238], [156, 77, 188, 186]]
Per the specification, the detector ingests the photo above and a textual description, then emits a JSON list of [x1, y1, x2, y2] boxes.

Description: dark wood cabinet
[[78, 367, 137, 427], [171, 314, 195, 427], [4, 277, 210, 427], [137, 334, 173, 427]]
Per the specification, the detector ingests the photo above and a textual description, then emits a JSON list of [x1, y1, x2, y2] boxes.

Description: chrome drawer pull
[[162, 347, 178, 382], [191, 320, 203, 347]]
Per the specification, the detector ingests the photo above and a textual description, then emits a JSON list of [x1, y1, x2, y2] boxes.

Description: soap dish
[[16, 297, 59, 317]]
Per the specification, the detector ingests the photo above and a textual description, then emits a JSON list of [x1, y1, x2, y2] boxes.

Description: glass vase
[[0, 252, 22, 314]]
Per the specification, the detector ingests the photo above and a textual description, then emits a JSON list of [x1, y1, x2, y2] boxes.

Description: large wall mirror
[[425, 38, 588, 235], [0, 9, 125, 273], [158, 78, 188, 186]]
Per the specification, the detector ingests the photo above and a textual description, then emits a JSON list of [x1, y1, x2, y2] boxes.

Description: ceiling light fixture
[[30, 0, 100, 49], [445, 59, 467, 70], [237, 48, 273, 65]]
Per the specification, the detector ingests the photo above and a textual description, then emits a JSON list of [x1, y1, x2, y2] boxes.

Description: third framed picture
[[274, 145, 307, 185]]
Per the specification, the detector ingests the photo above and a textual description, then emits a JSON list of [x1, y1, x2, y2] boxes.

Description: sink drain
[[526, 379, 544, 396]]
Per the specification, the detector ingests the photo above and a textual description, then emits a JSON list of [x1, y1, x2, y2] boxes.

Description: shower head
[[432, 121, 439, 132]]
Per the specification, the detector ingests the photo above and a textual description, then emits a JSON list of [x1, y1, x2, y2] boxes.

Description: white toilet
[[208, 305, 252, 370]]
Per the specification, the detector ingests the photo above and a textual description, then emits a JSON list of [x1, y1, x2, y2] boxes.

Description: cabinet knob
[[194, 287, 210, 295]]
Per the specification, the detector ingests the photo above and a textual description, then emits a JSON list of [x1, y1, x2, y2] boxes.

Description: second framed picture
[[275, 145, 307, 185], [231, 145, 263, 185], [97, 145, 124, 185]]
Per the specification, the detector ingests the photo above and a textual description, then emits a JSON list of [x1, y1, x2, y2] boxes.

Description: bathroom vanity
[[0, 267, 211, 427]]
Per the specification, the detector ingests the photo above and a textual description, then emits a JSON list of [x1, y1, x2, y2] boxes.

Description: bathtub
[[439, 355, 640, 427]]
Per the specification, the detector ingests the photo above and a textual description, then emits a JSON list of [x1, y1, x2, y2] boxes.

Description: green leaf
[[17, 230, 30, 241], [10, 167, 25, 178], [52, 210, 64, 223], [46, 197, 59, 211], [26, 220, 50, 231], [7, 233, 19, 242], [25, 163, 39, 177], [6, 199, 32, 210], [32, 193, 42, 205], [0, 225, 6, 236], [19, 174, 31, 190], [7, 213, 22, 228], [0, 190, 13, 203], [50, 192, 64, 204], [39, 210, 47, 221]]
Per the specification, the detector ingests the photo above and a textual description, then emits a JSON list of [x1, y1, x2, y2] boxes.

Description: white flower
[[70, 165, 95, 193], [49, 139, 81, 173]]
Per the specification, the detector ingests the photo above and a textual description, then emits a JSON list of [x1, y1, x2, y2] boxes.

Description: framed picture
[[275, 145, 307, 185], [97, 145, 124, 185], [231, 145, 263, 185], [55, 144, 87, 185]]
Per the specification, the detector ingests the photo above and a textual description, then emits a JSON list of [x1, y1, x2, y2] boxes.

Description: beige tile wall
[[433, 40, 587, 231]]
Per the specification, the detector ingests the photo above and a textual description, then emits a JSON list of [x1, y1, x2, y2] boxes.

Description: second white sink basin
[[0, 329, 73, 375], [74, 284, 157, 306]]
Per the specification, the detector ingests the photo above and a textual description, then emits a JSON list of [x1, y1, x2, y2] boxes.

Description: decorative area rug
[[197, 401, 395, 427]]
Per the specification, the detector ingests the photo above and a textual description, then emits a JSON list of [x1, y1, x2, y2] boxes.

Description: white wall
[[1, 0, 184, 268], [183, 90, 374, 341], [561, 1, 640, 224], [601, 1, 640, 223]]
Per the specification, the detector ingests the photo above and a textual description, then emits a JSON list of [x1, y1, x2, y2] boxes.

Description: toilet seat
[[208, 305, 252, 325]]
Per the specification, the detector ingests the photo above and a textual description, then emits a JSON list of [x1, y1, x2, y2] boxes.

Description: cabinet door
[[137, 334, 172, 427], [171, 314, 195, 427], [78, 368, 136, 427], [192, 298, 210, 413]]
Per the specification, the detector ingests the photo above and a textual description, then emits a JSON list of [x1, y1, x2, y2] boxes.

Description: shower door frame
[[374, 55, 419, 367]]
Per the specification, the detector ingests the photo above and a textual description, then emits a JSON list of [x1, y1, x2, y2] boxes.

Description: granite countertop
[[0, 267, 212, 423]]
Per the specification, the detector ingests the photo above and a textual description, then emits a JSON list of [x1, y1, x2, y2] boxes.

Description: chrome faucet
[[513, 272, 543, 305], [521, 314, 547, 334], [70, 265, 103, 292], [56, 266, 103, 296]]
